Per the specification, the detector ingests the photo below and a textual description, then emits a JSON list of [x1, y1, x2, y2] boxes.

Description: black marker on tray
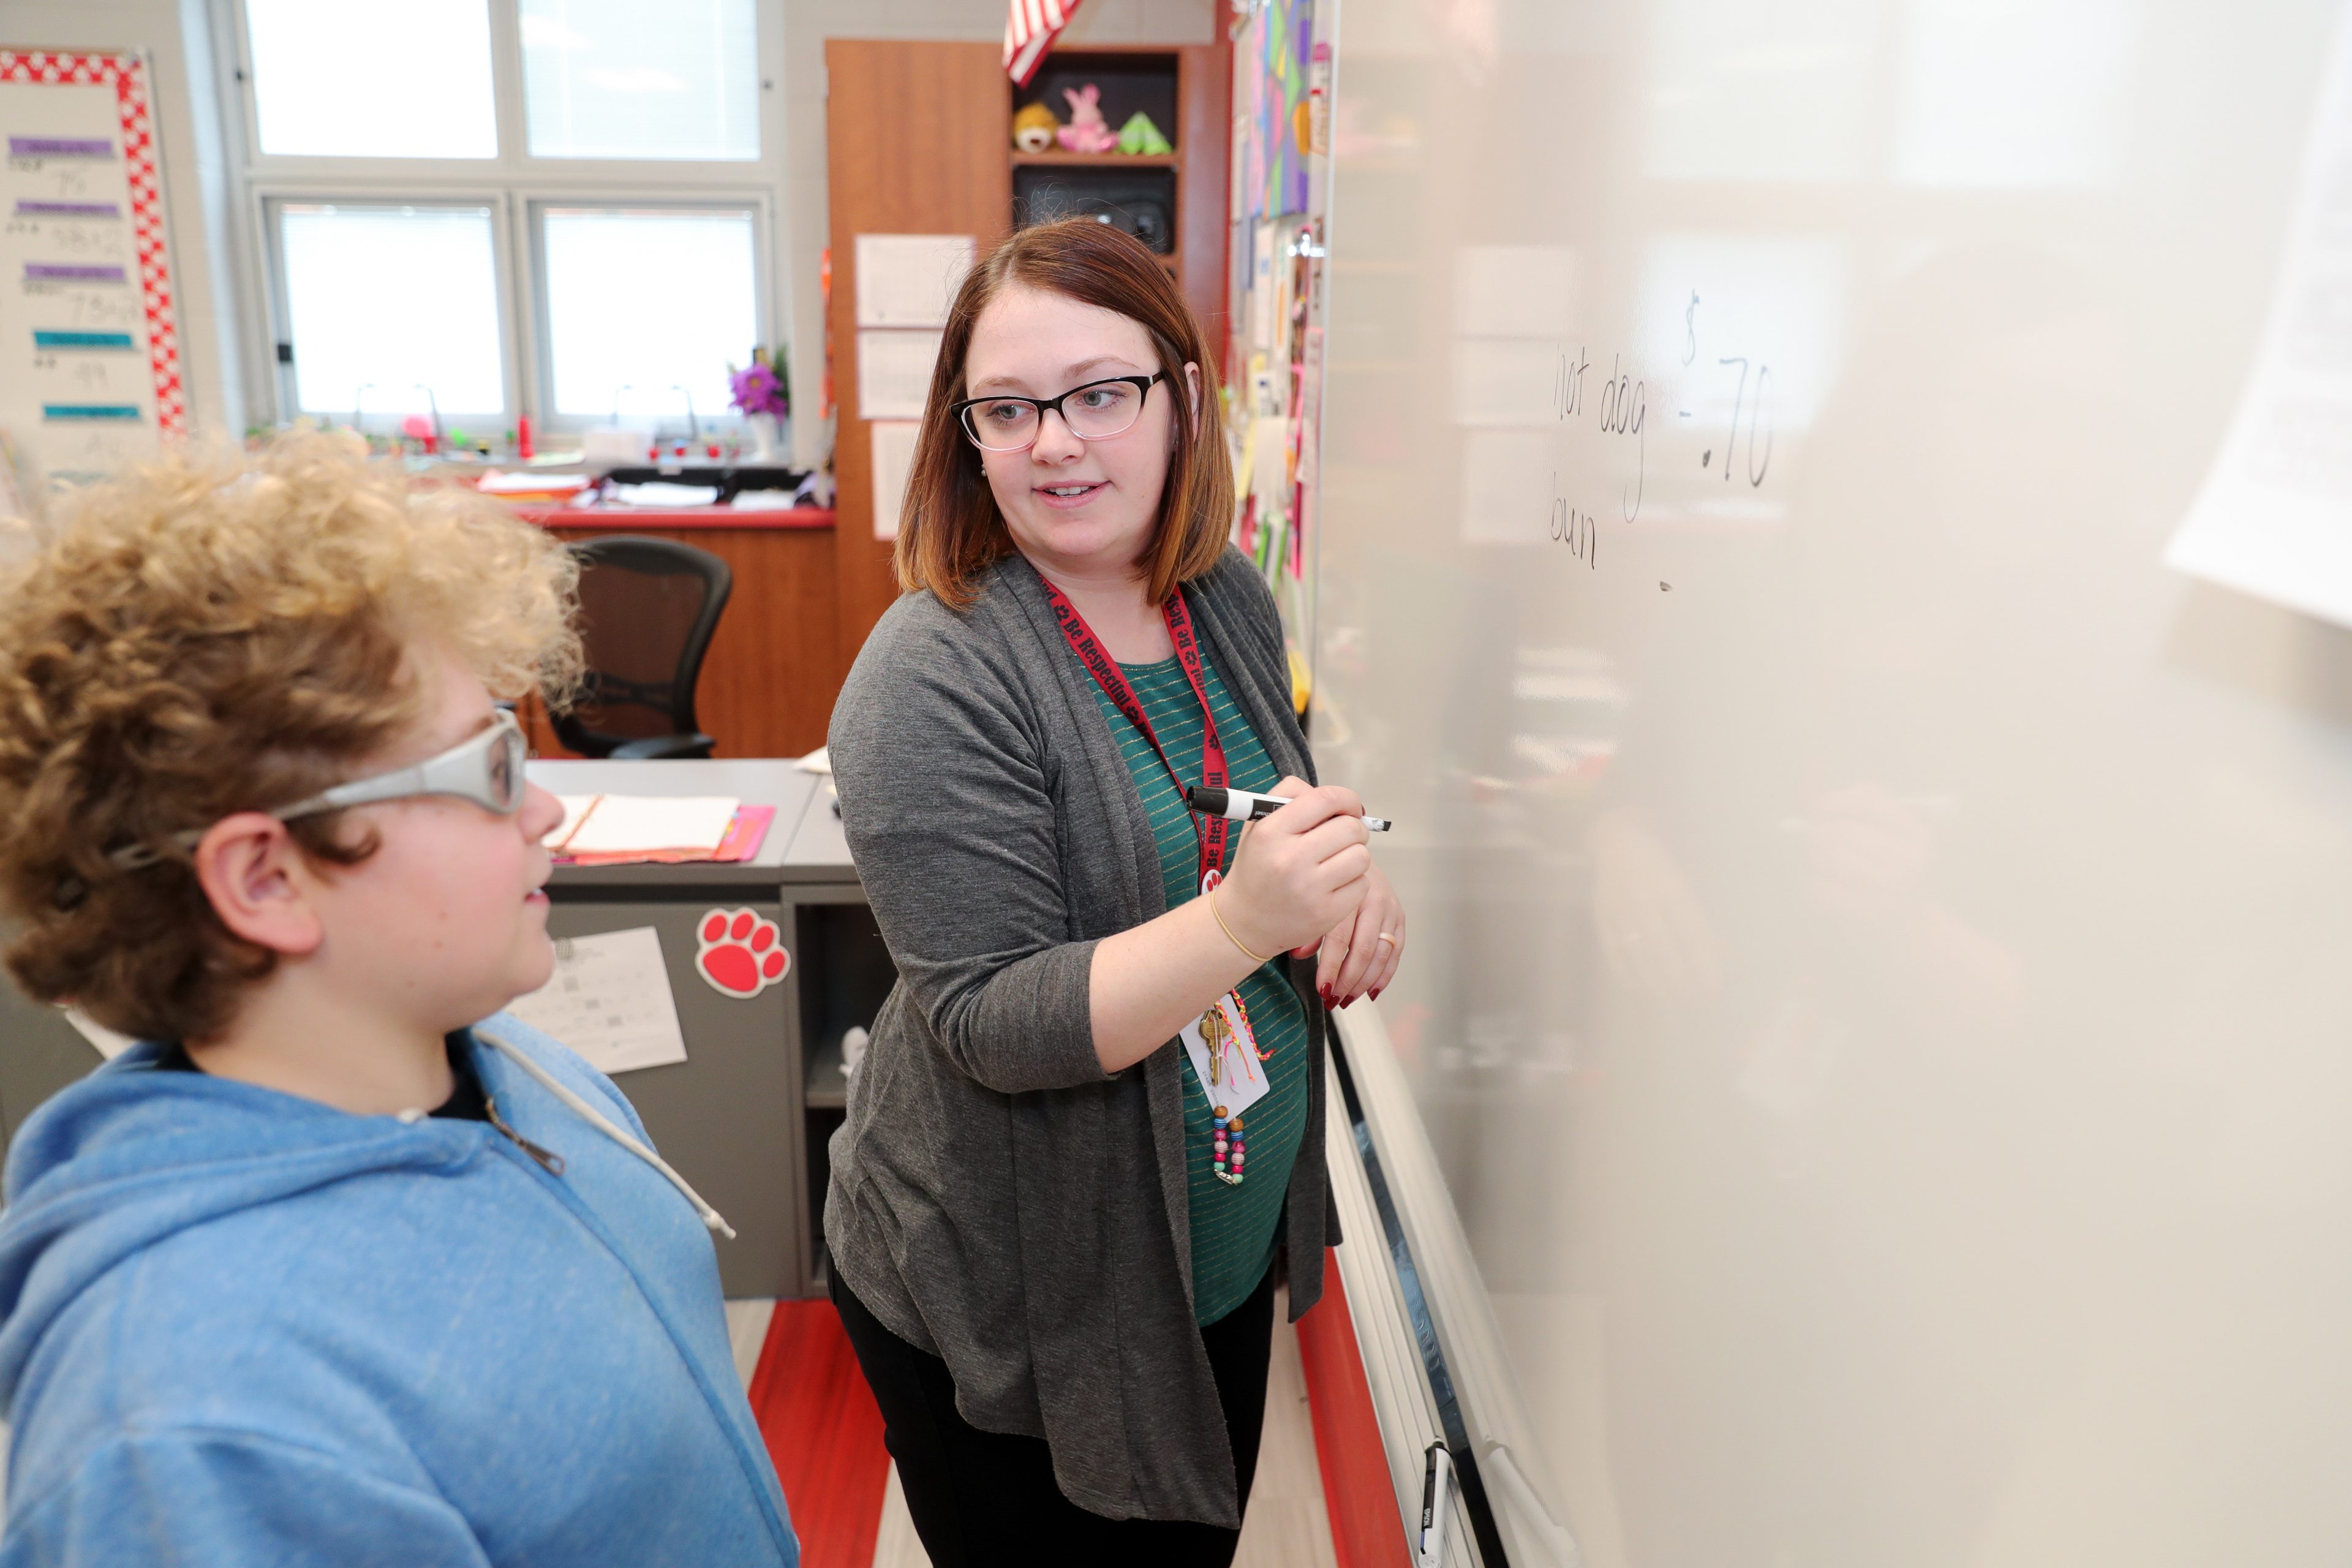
[[1185, 785, 1392, 832]]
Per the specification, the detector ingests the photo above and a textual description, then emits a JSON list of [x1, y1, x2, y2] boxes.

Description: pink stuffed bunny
[[1056, 84, 1118, 154]]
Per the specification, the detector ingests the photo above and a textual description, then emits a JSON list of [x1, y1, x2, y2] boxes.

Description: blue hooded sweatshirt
[[0, 1016, 799, 1566]]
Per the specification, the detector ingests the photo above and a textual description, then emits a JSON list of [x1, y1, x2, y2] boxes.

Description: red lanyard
[[1036, 568, 1231, 892]]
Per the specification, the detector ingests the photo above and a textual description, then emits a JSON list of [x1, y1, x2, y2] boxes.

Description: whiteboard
[[1315, 0, 2352, 1562], [0, 50, 186, 491]]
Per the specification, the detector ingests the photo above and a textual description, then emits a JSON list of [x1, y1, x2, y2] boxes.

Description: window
[[520, 0, 761, 162], [541, 208, 757, 421], [234, 0, 776, 434], [278, 204, 507, 421], [246, 0, 497, 159]]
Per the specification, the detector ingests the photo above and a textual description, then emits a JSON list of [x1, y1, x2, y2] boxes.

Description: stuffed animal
[[1117, 111, 1172, 156], [1012, 102, 1059, 154], [1056, 85, 1118, 154]]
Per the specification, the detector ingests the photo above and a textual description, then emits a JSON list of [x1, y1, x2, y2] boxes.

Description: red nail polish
[[1370, 987, 1382, 1002], [1319, 986, 1334, 1006]]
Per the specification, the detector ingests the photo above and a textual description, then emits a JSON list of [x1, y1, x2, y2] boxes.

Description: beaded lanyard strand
[[1204, 990, 1263, 1186]]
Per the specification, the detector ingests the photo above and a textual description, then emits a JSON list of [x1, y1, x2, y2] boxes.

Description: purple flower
[[729, 360, 788, 417]]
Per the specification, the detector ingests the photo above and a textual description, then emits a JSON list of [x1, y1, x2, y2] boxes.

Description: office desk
[[0, 760, 888, 1302], [530, 758, 882, 1299]]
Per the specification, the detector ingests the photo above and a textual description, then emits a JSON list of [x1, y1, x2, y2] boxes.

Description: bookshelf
[[1012, 151, 1183, 168], [1008, 44, 1231, 358]]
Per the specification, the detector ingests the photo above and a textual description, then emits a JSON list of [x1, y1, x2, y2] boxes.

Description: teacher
[[825, 217, 1407, 1566]]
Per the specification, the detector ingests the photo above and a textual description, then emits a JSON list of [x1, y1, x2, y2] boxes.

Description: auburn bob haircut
[[894, 219, 1232, 611]]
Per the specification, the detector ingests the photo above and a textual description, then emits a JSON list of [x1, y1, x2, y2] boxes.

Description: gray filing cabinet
[[0, 987, 110, 1150]]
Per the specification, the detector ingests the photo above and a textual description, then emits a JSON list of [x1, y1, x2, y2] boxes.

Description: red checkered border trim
[[0, 50, 186, 437]]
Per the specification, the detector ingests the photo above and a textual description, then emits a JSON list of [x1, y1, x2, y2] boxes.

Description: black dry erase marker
[[1184, 785, 1392, 832], [1417, 1441, 1455, 1567]]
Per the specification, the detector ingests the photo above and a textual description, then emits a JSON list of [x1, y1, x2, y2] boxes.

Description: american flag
[[1004, 0, 1084, 87]]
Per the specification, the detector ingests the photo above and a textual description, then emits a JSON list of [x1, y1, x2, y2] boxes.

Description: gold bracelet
[[1209, 885, 1275, 965]]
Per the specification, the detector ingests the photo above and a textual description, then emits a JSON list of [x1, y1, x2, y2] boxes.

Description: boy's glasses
[[951, 372, 1166, 452], [108, 709, 529, 870]]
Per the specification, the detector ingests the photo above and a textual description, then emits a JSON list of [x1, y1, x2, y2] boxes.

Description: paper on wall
[[856, 329, 943, 420], [870, 419, 921, 541], [1250, 220, 1278, 355], [1253, 416, 1295, 514], [2165, 8, 2352, 628], [854, 234, 974, 329], [504, 926, 688, 1076], [1296, 325, 1324, 493], [0, 56, 185, 488]]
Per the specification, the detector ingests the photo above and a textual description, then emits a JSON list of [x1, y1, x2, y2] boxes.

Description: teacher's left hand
[[1310, 859, 1405, 1009]]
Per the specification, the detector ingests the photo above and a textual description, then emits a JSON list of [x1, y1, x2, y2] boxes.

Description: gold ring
[[1376, 932, 1396, 946]]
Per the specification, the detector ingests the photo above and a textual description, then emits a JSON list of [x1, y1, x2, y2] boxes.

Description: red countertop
[[515, 505, 835, 530]]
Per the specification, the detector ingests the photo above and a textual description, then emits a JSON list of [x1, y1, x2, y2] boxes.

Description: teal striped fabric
[[1085, 651, 1311, 1327]]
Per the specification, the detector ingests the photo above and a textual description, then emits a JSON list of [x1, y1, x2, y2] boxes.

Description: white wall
[[3, 0, 247, 437], [772, 0, 1215, 463]]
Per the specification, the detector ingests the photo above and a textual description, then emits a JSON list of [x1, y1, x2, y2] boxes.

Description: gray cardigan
[[823, 546, 1338, 1528]]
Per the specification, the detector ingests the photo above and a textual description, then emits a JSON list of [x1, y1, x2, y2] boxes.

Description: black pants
[[832, 1265, 1276, 1568]]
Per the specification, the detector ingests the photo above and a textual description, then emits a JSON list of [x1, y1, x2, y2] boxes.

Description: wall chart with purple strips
[[0, 50, 184, 490]]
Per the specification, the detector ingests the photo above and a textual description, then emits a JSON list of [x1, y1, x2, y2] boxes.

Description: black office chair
[[551, 535, 733, 760]]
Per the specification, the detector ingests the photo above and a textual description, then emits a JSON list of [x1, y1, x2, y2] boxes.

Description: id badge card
[[1180, 992, 1268, 1115]]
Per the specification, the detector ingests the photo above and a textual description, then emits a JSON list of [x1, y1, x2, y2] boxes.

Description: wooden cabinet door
[[826, 40, 1012, 679]]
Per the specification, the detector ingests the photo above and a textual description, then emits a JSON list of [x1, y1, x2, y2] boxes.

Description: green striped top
[[1085, 649, 1311, 1327]]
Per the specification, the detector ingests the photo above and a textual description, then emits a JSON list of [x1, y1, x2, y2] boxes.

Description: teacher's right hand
[[1217, 776, 1371, 959]]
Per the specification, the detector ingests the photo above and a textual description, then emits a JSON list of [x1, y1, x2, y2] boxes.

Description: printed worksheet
[[505, 926, 688, 1076], [2168, 9, 2352, 626]]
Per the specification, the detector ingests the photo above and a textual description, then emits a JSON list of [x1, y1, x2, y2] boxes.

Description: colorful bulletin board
[[1227, 0, 1329, 712], [1236, 0, 1315, 224], [0, 50, 185, 492]]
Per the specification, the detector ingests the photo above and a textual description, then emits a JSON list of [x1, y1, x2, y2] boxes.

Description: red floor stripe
[[1297, 1250, 1414, 1568], [747, 1299, 891, 1568]]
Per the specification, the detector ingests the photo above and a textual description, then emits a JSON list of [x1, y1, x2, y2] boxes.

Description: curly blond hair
[[0, 430, 581, 1043]]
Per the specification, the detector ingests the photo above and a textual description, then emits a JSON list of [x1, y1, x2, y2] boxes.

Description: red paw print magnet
[[696, 908, 789, 998]]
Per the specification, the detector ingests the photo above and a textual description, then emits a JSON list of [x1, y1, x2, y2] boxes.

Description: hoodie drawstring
[[484, 1095, 567, 1175], [473, 1030, 737, 1240]]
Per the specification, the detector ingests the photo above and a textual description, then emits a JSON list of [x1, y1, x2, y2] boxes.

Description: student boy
[[0, 435, 799, 1565]]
